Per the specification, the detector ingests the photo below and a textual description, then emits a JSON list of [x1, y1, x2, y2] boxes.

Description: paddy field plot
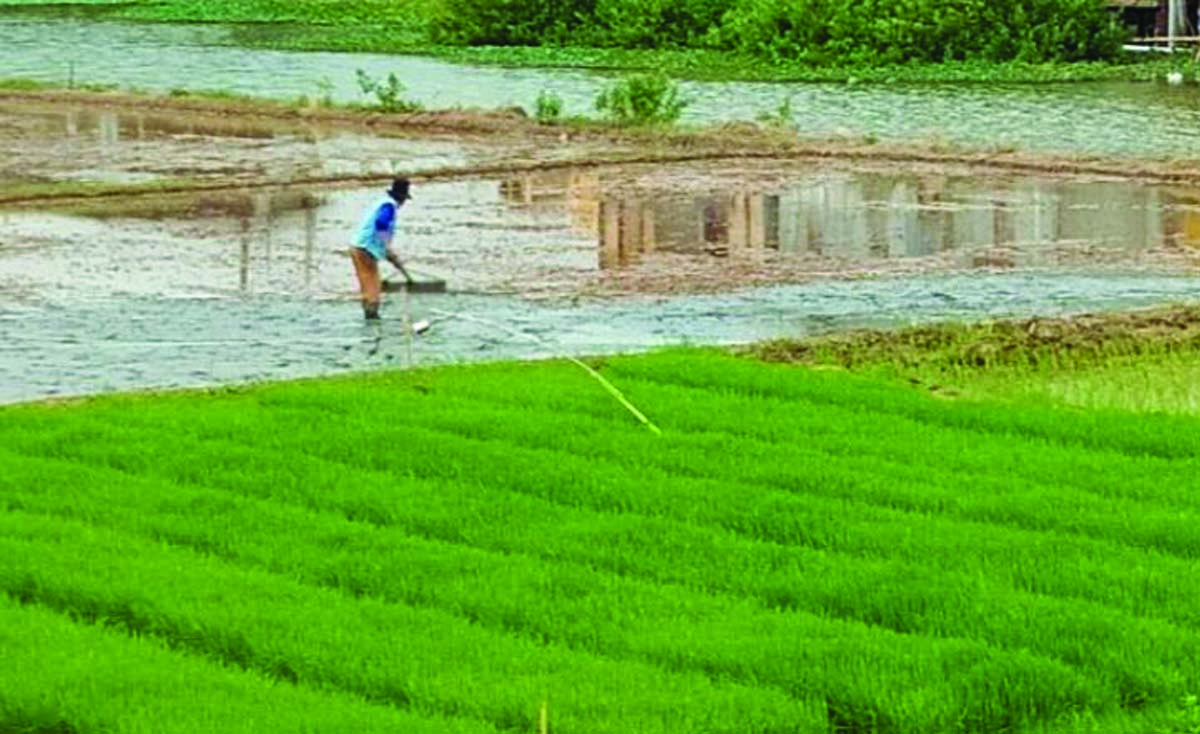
[[2, 349, 1200, 734]]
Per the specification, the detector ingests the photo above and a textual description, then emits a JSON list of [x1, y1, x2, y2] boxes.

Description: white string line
[[427, 307, 662, 437]]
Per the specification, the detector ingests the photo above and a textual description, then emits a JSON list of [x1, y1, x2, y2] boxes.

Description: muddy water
[[0, 102, 484, 186], [2, 161, 1200, 403], [7, 18, 1200, 159]]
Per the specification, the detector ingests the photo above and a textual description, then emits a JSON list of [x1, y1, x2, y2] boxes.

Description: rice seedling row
[[396, 359, 1200, 512], [601, 352, 1200, 460], [7, 402, 1200, 633], [293, 384, 1200, 562], [0, 593, 499, 734], [0, 509, 825, 734], [1, 427, 1196, 719], [21, 368, 1198, 568], [4, 351, 1199, 732], [0, 450, 1123, 729], [2, 447, 1188, 724]]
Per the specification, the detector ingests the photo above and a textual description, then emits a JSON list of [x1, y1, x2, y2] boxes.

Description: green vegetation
[[3, 0, 1195, 83], [534, 89, 564, 124], [2, 345, 1200, 733], [0, 76, 118, 93], [756, 94, 797, 130], [0, 594, 487, 734], [354, 68, 423, 113], [752, 304, 1200, 414], [594, 73, 687, 125], [429, 0, 1125, 63], [0, 77, 53, 91], [0, 177, 207, 205]]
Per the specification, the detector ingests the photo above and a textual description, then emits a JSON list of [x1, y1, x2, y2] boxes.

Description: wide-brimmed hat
[[387, 177, 412, 202]]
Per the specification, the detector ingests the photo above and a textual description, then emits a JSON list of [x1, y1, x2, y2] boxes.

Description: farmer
[[350, 177, 412, 320]]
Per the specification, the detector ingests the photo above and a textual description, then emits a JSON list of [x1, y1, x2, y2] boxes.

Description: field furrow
[[0, 510, 827, 734], [0, 438, 1194, 714], [11, 403, 1199, 634], [391, 360, 1200, 511], [0, 594, 498, 734], [3, 350, 1197, 733], [600, 351, 1200, 459]]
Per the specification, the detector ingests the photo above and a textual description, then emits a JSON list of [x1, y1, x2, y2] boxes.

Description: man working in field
[[350, 177, 413, 320]]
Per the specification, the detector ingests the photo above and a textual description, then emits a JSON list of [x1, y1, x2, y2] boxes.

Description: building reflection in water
[[500, 169, 1197, 272], [60, 108, 284, 145], [43, 107, 324, 181], [235, 190, 323, 295]]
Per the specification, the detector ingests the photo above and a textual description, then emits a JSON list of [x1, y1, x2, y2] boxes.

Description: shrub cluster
[[433, 0, 1126, 63], [594, 74, 688, 125]]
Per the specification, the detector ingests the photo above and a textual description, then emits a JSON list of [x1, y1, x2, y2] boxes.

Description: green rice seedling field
[[2, 348, 1200, 733]]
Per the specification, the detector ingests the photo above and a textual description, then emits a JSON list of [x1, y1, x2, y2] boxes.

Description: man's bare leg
[[350, 248, 383, 320]]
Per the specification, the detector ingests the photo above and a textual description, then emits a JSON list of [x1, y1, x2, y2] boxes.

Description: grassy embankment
[[3, 342, 1200, 733], [753, 304, 1200, 413], [0, 0, 1195, 83]]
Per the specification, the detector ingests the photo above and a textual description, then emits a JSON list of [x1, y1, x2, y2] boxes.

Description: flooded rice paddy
[[3, 159, 1200, 403], [7, 19, 1200, 159], [0, 101, 598, 188]]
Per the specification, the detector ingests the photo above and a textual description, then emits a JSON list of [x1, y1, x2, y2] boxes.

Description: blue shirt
[[354, 197, 398, 261]]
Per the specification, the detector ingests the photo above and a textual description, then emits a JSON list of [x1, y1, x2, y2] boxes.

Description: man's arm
[[374, 202, 412, 280], [385, 249, 412, 281]]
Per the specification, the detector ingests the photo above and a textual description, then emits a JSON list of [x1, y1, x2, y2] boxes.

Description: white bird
[[1167, 71, 1184, 85]]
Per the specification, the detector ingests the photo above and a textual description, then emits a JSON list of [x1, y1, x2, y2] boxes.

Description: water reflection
[[502, 169, 1200, 273], [234, 190, 323, 295], [34, 107, 293, 143], [0, 104, 322, 186], [0, 185, 342, 303], [1, 103, 465, 186], [8, 167, 1198, 308]]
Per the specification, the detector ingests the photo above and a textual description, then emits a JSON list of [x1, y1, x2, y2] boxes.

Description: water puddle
[[7, 19, 1200, 158], [2, 160, 1199, 403]]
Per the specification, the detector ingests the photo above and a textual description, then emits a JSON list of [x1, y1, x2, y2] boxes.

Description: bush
[[433, 0, 1126, 64], [431, 0, 595, 45], [594, 74, 688, 126], [719, 0, 1126, 64], [355, 70, 422, 113], [535, 90, 564, 124], [584, 0, 727, 47]]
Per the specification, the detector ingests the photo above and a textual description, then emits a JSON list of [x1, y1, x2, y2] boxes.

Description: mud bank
[[752, 304, 1200, 370], [9, 91, 1200, 212], [0, 94, 639, 200]]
